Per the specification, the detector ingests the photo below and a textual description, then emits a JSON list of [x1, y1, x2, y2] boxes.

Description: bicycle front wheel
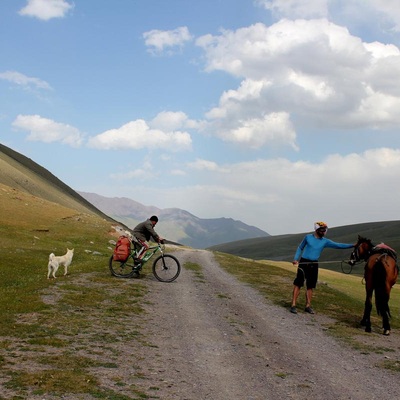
[[109, 255, 136, 278], [152, 254, 181, 282]]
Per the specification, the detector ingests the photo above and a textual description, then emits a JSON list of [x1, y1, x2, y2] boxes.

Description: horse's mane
[[358, 235, 374, 247]]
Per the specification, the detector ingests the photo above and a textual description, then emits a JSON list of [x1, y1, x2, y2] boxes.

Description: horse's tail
[[373, 260, 390, 318]]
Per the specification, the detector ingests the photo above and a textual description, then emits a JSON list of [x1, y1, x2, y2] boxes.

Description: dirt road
[[4, 247, 399, 399], [135, 248, 400, 400]]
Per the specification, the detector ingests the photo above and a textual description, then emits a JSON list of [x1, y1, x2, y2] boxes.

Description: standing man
[[133, 215, 163, 262], [290, 221, 354, 314]]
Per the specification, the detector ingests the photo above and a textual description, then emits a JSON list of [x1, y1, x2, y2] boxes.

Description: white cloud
[[188, 159, 221, 171], [209, 112, 298, 149], [256, 0, 328, 18], [170, 169, 187, 176], [196, 18, 400, 148], [0, 71, 52, 90], [257, 0, 400, 33], [149, 111, 200, 131], [18, 0, 74, 21], [369, 0, 400, 31], [143, 26, 193, 55], [111, 168, 156, 182], [12, 115, 83, 147], [197, 20, 366, 79], [88, 117, 192, 152]]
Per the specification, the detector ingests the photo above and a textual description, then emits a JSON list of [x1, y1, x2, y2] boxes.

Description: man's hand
[[292, 261, 299, 266]]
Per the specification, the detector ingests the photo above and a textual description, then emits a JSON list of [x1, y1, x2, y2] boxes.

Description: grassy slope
[[209, 220, 400, 275], [0, 183, 117, 328], [0, 143, 117, 221]]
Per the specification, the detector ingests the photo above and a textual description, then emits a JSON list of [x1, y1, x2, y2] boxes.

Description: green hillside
[[208, 220, 400, 274], [0, 143, 116, 221]]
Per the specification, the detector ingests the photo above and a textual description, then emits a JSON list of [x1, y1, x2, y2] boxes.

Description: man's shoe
[[305, 307, 315, 314], [290, 306, 297, 314]]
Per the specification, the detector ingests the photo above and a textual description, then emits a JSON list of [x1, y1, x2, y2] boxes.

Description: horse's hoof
[[365, 326, 372, 333], [383, 330, 390, 336]]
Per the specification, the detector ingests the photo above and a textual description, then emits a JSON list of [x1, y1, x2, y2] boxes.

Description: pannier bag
[[113, 236, 131, 261]]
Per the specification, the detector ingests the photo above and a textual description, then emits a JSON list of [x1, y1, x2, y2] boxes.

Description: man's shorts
[[293, 258, 319, 289]]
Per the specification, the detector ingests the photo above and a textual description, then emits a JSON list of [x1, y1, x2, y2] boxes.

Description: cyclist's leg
[[136, 239, 149, 260]]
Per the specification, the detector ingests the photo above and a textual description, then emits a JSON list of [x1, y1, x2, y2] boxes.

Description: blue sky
[[2, 0, 400, 235]]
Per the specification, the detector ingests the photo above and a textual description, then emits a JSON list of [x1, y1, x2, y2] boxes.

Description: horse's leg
[[361, 290, 373, 332], [376, 258, 395, 335], [382, 309, 390, 335], [361, 266, 373, 333], [381, 265, 397, 335]]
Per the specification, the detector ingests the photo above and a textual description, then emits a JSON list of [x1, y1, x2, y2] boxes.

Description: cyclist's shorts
[[293, 258, 318, 289]]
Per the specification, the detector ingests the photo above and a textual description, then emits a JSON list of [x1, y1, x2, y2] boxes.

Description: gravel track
[[136, 248, 400, 399], [2, 247, 399, 400]]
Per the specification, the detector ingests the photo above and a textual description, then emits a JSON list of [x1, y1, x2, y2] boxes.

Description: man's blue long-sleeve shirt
[[294, 234, 354, 261]]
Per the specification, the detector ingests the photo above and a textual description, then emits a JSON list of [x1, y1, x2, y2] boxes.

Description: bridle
[[350, 241, 371, 265]]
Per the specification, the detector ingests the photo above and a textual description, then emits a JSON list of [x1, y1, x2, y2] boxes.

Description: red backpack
[[113, 236, 131, 261]]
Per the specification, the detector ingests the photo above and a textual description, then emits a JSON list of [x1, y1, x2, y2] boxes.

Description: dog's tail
[[49, 253, 55, 261]]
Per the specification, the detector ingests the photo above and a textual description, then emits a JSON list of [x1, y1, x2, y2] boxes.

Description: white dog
[[47, 248, 74, 279]]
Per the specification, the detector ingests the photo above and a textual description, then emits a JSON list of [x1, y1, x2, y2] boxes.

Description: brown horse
[[350, 235, 398, 335]]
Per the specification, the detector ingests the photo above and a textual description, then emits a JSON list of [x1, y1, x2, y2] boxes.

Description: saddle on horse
[[371, 243, 397, 262]]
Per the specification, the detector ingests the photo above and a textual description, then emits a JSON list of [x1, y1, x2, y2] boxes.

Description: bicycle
[[109, 239, 181, 282]]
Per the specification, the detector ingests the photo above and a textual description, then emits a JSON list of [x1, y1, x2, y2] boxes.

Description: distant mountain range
[[0, 142, 268, 249], [78, 192, 269, 248]]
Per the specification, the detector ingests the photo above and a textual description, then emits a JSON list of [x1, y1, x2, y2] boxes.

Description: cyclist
[[132, 216, 163, 264]]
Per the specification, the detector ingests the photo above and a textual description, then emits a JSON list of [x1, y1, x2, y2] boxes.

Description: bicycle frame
[[133, 242, 164, 264]]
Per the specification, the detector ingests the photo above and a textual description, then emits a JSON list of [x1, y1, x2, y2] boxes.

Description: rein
[[351, 243, 371, 263]]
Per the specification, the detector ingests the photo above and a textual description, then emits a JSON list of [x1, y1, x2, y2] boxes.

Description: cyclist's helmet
[[314, 221, 328, 231]]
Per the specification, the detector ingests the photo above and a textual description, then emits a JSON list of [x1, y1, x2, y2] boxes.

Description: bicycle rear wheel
[[109, 255, 136, 278], [152, 254, 180, 282]]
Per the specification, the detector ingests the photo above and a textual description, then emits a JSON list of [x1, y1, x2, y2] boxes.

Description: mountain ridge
[[78, 191, 270, 248]]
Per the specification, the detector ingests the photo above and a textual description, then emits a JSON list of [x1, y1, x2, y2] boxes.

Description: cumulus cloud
[[188, 159, 221, 171], [12, 115, 83, 147], [338, 0, 400, 33], [257, 0, 400, 33], [111, 161, 156, 181], [0, 70, 52, 90], [18, 0, 74, 21], [196, 18, 400, 149], [149, 111, 200, 131], [143, 26, 193, 54], [88, 112, 193, 152], [256, 0, 328, 18]]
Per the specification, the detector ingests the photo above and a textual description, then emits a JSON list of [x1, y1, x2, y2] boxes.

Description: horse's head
[[349, 235, 374, 265]]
